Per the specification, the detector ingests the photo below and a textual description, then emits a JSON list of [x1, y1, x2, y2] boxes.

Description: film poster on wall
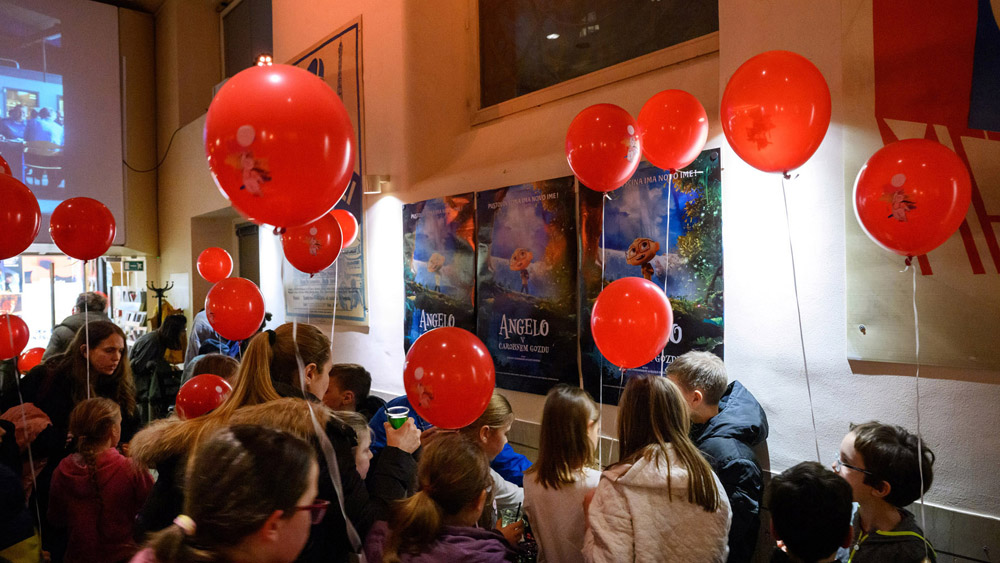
[[580, 150, 724, 405], [476, 177, 579, 395], [403, 194, 477, 352], [284, 18, 369, 325]]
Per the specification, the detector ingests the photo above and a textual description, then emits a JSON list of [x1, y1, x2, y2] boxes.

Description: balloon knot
[[782, 171, 792, 180], [904, 256, 913, 267], [273, 227, 286, 236]]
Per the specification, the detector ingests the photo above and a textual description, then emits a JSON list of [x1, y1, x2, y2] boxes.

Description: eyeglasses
[[833, 455, 874, 477], [295, 499, 330, 525]]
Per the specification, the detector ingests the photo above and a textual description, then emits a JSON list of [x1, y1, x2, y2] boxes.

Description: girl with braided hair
[[49, 398, 153, 563]]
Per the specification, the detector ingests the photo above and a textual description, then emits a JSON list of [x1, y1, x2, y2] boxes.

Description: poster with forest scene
[[580, 149, 723, 405], [403, 194, 477, 351], [476, 177, 578, 395]]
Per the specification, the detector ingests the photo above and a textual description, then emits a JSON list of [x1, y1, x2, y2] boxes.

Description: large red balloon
[[403, 327, 495, 429], [205, 278, 266, 341], [282, 213, 343, 275], [721, 50, 831, 174], [330, 209, 358, 249], [0, 174, 41, 260], [566, 104, 642, 192], [176, 374, 233, 420], [197, 247, 233, 283], [205, 64, 356, 230], [854, 139, 972, 257], [0, 314, 29, 361], [0, 155, 11, 175], [49, 197, 116, 261], [591, 277, 673, 369], [638, 89, 709, 171], [18, 347, 45, 373]]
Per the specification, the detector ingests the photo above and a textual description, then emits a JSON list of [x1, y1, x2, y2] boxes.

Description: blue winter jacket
[[691, 380, 769, 563]]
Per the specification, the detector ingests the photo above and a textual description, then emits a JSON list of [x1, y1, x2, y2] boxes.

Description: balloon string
[[780, 177, 821, 462], [911, 264, 928, 559], [84, 265, 91, 400], [330, 261, 339, 357], [4, 315, 43, 544], [599, 193, 608, 467], [660, 173, 672, 378]]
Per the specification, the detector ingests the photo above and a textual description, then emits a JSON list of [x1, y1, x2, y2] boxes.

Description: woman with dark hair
[[131, 314, 187, 423], [131, 424, 320, 563]]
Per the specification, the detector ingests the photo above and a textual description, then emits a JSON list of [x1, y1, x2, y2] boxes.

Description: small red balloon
[[591, 277, 674, 369], [49, 197, 116, 261], [282, 213, 343, 275], [0, 174, 41, 260], [638, 89, 709, 171], [330, 209, 358, 248], [403, 327, 495, 429], [18, 347, 45, 373], [205, 278, 266, 341], [176, 374, 233, 420], [205, 64, 356, 230], [721, 50, 831, 174], [566, 103, 642, 192], [197, 247, 233, 283], [0, 155, 11, 176], [0, 314, 30, 361], [854, 139, 972, 257]]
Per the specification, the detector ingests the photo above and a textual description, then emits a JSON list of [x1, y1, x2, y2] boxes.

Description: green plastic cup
[[387, 406, 409, 429]]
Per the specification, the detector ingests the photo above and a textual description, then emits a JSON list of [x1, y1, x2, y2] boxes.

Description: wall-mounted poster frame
[[284, 17, 369, 325]]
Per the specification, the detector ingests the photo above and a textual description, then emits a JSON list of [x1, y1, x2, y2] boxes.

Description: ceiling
[[91, 0, 168, 14]]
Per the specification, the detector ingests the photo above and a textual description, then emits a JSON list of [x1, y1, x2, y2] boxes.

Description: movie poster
[[403, 194, 477, 351], [287, 18, 368, 324], [476, 177, 578, 395], [581, 150, 723, 405]]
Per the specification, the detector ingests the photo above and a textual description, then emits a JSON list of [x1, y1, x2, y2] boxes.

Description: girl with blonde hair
[[583, 375, 731, 562]]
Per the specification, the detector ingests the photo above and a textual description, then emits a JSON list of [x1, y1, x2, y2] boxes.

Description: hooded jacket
[[43, 311, 112, 360], [849, 509, 936, 563], [364, 520, 519, 563], [690, 380, 769, 563], [584, 444, 732, 563], [131, 397, 409, 563], [48, 448, 153, 563]]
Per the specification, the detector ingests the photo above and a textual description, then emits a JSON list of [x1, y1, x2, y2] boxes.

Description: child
[[49, 398, 154, 563], [364, 433, 519, 562], [835, 422, 936, 563], [584, 374, 731, 563], [132, 424, 320, 563], [766, 462, 853, 563], [523, 384, 601, 563], [323, 363, 386, 421], [458, 392, 524, 517], [338, 411, 376, 480], [666, 350, 768, 562]]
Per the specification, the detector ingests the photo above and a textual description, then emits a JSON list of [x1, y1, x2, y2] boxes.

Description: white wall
[[265, 0, 1000, 522]]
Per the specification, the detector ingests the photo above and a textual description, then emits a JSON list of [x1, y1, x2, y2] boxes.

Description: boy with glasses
[[834, 422, 936, 562]]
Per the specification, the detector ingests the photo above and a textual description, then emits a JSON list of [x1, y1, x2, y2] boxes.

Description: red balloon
[[566, 104, 642, 192], [197, 247, 233, 283], [403, 327, 495, 429], [591, 277, 674, 369], [638, 89, 709, 171], [176, 374, 233, 420], [0, 314, 29, 361], [205, 278, 266, 341], [0, 155, 11, 175], [282, 213, 343, 275], [330, 209, 358, 249], [0, 174, 41, 260], [854, 139, 972, 257], [205, 64, 356, 230], [18, 347, 45, 373], [49, 197, 116, 261], [721, 50, 831, 174]]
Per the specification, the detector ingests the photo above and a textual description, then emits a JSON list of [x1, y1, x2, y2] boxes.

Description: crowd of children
[[0, 312, 938, 563]]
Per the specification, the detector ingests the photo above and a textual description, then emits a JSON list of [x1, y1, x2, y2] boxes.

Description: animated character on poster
[[427, 252, 445, 292], [509, 248, 534, 293], [625, 237, 660, 281]]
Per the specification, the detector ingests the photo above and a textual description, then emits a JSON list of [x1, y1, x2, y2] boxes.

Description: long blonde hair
[[616, 374, 720, 512], [526, 384, 599, 489], [458, 391, 514, 439], [384, 434, 491, 562]]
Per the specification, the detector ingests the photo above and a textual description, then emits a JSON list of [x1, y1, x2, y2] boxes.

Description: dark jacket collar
[[691, 380, 769, 447]]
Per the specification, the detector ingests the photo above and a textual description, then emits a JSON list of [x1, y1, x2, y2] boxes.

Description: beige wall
[[148, 0, 1000, 543]]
